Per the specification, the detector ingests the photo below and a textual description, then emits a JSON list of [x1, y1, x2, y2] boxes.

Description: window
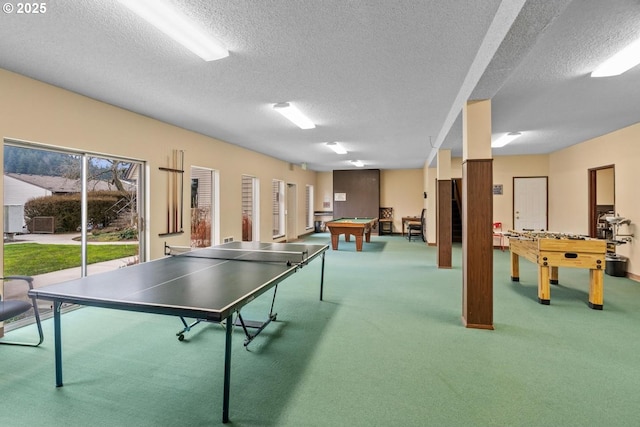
[[242, 175, 258, 241], [272, 179, 285, 238], [190, 167, 218, 247], [3, 139, 145, 328], [191, 178, 199, 209]]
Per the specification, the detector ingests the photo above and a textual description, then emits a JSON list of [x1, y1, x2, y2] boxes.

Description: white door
[[514, 177, 548, 231]]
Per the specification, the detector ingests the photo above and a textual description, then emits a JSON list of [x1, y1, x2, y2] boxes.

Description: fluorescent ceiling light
[[118, 0, 229, 61], [273, 102, 315, 129], [591, 37, 640, 77], [326, 142, 347, 154], [350, 160, 365, 167], [492, 132, 522, 148]]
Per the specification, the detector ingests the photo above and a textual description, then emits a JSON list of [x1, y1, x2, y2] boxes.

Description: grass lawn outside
[[4, 243, 139, 276]]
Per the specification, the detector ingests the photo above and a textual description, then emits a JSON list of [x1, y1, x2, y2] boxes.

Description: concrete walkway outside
[[7, 232, 134, 245]]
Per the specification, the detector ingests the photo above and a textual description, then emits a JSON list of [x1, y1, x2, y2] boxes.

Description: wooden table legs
[[510, 252, 603, 309]]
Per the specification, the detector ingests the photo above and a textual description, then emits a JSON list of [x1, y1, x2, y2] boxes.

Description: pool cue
[[167, 154, 171, 233], [173, 149, 178, 233], [179, 150, 184, 232]]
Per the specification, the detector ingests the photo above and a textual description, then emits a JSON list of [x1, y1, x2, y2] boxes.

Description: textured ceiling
[[1, 0, 639, 171]]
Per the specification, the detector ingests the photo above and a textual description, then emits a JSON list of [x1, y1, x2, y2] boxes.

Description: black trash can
[[314, 221, 323, 233], [605, 255, 627, 277]]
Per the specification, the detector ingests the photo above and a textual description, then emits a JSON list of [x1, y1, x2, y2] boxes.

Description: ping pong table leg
[[54, 300, 63, 387], [222, 314, 233, 423], [320, 251, 326, 301]]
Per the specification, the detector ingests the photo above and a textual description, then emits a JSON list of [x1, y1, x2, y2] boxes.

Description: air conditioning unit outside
[[32, 216, 55, 234]]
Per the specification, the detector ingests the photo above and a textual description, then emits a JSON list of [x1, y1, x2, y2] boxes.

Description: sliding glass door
[[3, 140, 145, 327]]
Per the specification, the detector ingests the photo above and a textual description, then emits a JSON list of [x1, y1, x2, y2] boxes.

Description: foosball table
[[507, 231, 607, 309]]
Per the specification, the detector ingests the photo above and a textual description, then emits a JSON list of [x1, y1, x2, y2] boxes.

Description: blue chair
[[0, 276, 43, 346]]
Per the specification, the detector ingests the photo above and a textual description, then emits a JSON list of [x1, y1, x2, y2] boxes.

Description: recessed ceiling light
[[273, 102, 315, 130], [591, 37, 640, 77], [492, 132, 522, 148], [117, 0, 229, 61], [326, 142, 347, 154], [350, 160, 365, 167]]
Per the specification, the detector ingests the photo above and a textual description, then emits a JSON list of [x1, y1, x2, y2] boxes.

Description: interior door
[[513, 177, 548, 231]]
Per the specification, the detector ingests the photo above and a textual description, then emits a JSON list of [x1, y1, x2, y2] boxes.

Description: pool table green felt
[[325, 217, 378, 251]]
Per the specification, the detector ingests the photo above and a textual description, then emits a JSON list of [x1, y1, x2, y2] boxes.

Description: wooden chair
[[407, 208, 426, 242], [379, 207, 393, 235], [0, 276, 43, 346], [493, 222, 505, 251]]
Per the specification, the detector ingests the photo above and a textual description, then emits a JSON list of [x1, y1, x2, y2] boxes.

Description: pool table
[[325, 217, 378, 251]]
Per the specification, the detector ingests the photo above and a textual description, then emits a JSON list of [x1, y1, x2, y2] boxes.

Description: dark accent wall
[[333, 169, 380, 220]]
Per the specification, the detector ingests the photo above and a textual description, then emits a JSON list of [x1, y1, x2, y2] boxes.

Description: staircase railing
[[104, 194, 137, 227]]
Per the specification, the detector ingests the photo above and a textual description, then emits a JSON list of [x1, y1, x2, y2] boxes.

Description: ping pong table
[[28, 241, 328, 424]]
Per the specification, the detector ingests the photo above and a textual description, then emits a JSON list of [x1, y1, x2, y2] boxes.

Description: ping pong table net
[[164, 244, 309, 267]]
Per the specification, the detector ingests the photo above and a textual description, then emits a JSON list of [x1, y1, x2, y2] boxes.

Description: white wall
[[549, 122, 640, 276]]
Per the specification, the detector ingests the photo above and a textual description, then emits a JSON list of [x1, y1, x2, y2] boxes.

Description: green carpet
[[2, 234, 640, 426]]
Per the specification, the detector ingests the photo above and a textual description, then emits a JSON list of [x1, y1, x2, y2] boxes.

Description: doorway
[[451, 178, 462, 242], [588, 165, 615, 239]]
